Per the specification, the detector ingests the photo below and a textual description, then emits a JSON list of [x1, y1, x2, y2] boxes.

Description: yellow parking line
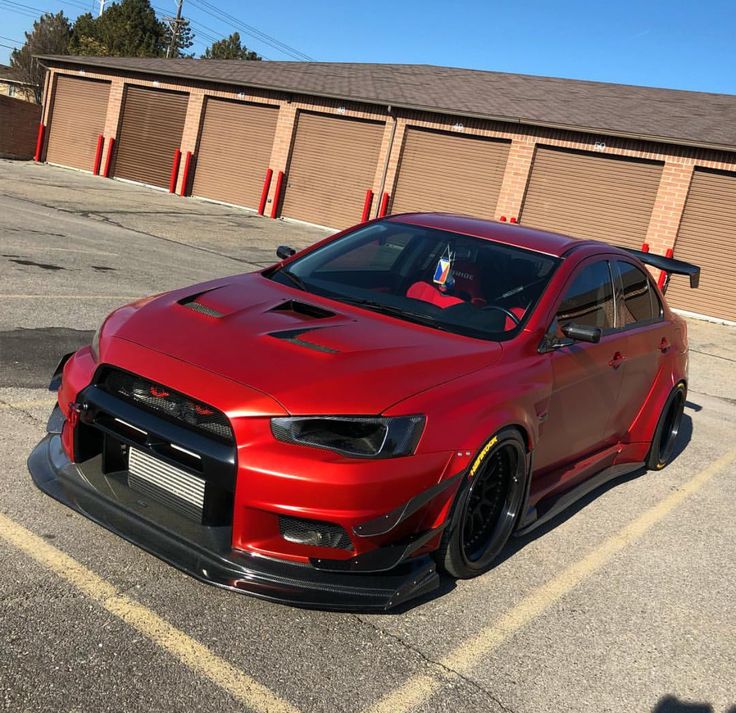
[[0, 513, 300, 713], [367, 448, 736, 713]]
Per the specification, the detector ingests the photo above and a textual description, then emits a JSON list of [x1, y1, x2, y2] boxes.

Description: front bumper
[[28, 431, 440, 611]]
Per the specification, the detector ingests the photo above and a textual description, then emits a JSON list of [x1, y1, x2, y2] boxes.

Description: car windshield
[[268, 221, 559, 341]]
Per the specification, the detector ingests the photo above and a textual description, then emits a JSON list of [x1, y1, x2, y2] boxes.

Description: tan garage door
[[191, 98, 278, 208], [391, 128, 510, 217], [666, 169, 736, 322], [113, 85, 188, 189], [280, 112, 384, 228], [520, 147, 663, 248], [45, 75, 110, 171]]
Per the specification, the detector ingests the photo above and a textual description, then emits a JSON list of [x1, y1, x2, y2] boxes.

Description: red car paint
[[55, 214, 688, 567]]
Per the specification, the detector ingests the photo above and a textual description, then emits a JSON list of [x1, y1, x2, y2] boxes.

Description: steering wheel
[[481, 305, 522, 326]]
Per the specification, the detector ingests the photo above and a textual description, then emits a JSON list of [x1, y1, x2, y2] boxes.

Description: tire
[[436, 428, 527, 578], [646, 382, 686, 471]]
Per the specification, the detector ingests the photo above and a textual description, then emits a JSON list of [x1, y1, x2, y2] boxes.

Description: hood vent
[[270, 300, 335, 320], [270, 328, 339, 354], [178, 290, 224, 318]]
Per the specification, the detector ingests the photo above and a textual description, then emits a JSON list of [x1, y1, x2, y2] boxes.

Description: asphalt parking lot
[[1, 158, 734, 713]]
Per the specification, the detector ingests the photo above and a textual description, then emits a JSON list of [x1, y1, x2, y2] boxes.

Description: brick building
[[0, 64, 36, 102], [35, 55, 736, 322]]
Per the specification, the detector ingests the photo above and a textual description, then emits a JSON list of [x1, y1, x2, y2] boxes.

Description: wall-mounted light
[[452, 122, 464, 132], [153, 80, 160, 88], [594, 141, 606, 151], [79, 70, 85, 76], [237, 92, 245, 99], [336, 106, 347, 115]]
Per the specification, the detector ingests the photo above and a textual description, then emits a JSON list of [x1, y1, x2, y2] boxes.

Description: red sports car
[[29, 214, 699, 610]]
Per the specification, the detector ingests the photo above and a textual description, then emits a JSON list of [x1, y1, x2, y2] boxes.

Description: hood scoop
[[269, 327, 340, 354], [178, 289, 225, 318], [269, 300, 335, 320]]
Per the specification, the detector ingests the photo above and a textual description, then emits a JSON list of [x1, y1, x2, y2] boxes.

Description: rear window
[[617, 261, 663, 326]]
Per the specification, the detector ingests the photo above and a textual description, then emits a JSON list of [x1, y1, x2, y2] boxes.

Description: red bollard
[[361, 189, 374, 222], [33, 122, 45, 162], [102, 137, 115, 177], [378, 192, 390, 218], [258, 168, 273, 215], [169, 148, 182, 194], [179, 151, 193, 196], [93, 135, 104, 175], [270, 171, 285, 219]]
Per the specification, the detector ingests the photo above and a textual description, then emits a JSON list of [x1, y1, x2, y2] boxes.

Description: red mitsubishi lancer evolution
[[29, 214, 699, 611]]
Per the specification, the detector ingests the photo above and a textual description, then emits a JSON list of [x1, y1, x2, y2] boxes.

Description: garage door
[[191, 98, 278, 208], [666, 169, 736, 322], [45, 75, 110, 171], [391, 128, 510, 217], [280, 112, 384, 228], [113, 85, 188, 189], [520, 147, 663, 248]]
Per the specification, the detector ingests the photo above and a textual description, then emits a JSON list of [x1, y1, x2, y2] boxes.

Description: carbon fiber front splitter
[[28, 433, 440, 612]]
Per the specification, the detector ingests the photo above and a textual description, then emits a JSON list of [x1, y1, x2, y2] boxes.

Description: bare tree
[[10, 12, 72, 104]]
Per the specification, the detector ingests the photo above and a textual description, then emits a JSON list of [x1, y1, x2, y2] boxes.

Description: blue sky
[[1, 0, 734, 94]]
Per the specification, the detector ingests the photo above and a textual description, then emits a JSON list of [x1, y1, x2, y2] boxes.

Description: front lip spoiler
[[27, 433, 440, 612]]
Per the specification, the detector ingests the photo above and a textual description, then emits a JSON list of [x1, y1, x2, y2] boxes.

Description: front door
[[534, 259, 626, 494]]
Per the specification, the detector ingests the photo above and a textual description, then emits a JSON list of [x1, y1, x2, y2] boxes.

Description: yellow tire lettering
[[469, 436, 498, 477]]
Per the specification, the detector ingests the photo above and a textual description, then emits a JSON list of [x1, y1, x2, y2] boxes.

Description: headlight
[[271, 415, 425, 458], [90, 325, 102, 362]]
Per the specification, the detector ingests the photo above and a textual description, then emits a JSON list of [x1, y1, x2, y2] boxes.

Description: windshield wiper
[[279, 268, 308, 291], [334, 296, 449, 331]]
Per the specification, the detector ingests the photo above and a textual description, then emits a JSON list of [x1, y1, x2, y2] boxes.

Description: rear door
[[534, 258, 625, 485], [609, 259, 671, 439]]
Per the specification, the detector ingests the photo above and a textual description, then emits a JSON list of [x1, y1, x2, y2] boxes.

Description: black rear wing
[[621, 248, 700, 291]]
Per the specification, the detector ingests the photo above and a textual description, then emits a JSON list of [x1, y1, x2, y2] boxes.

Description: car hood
[[104, 273, 502, 415]]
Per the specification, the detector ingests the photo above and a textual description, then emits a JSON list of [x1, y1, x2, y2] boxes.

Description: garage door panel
[[391, 128, 510, 217], [520, 147, 663, 249], [281, 112, 384, 228], [45, 75, 110, 171], [191, 98, 278, 208], [113, 86, 188, 189], [666, 169, 736, 321]]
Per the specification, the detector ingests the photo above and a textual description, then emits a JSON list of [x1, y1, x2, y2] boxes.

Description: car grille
[[97, 367, 234, 443], [128, 447, 206, 521]]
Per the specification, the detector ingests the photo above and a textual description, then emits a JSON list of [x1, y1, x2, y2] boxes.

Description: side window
[[556, 261, 615, 331], [617, 261, 661, 326]]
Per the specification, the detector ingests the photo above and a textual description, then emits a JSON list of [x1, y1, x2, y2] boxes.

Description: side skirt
[[513, 461, 645, 537]]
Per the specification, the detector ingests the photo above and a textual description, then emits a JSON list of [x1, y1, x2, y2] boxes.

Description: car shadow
[[391, 410, 696, 613]]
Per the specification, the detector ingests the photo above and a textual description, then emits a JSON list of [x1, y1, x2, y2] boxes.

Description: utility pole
[[166, 0, 184, 58], [98, 0, 105, 17]]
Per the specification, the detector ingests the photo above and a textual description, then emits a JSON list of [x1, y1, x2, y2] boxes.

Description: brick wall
[[41, 66, 736, 257], [0, 94, 41, 159]]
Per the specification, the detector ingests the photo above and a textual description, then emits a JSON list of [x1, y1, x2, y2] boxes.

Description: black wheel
[[646, 382, 686, 470], [436, 429, 527, 578]]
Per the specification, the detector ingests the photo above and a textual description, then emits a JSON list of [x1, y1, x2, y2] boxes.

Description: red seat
[[406, 281, 463, 308]]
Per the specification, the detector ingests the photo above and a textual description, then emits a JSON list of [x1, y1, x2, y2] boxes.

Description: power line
[[187, 0, 313, 61]]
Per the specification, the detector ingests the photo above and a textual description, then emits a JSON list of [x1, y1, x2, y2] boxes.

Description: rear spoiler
[[621, 248, 700, 291]]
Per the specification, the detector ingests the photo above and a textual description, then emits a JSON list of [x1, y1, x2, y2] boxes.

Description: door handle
[[659, 338, 670, 353], [608, 351, 625, 369]]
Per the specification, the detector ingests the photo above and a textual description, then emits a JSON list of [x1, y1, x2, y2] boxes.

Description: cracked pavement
[[1, 159, 734, 713]]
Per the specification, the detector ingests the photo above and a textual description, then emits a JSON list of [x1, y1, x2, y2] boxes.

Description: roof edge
[[35, 55, 736, 155]]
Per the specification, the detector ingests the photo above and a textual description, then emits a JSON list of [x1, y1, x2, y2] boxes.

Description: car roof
[[386, 212, 620, 258]]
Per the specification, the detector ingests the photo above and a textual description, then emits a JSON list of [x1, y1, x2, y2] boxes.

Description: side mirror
[[277, 245, 296, 260], [561, 323, 602, 344]]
